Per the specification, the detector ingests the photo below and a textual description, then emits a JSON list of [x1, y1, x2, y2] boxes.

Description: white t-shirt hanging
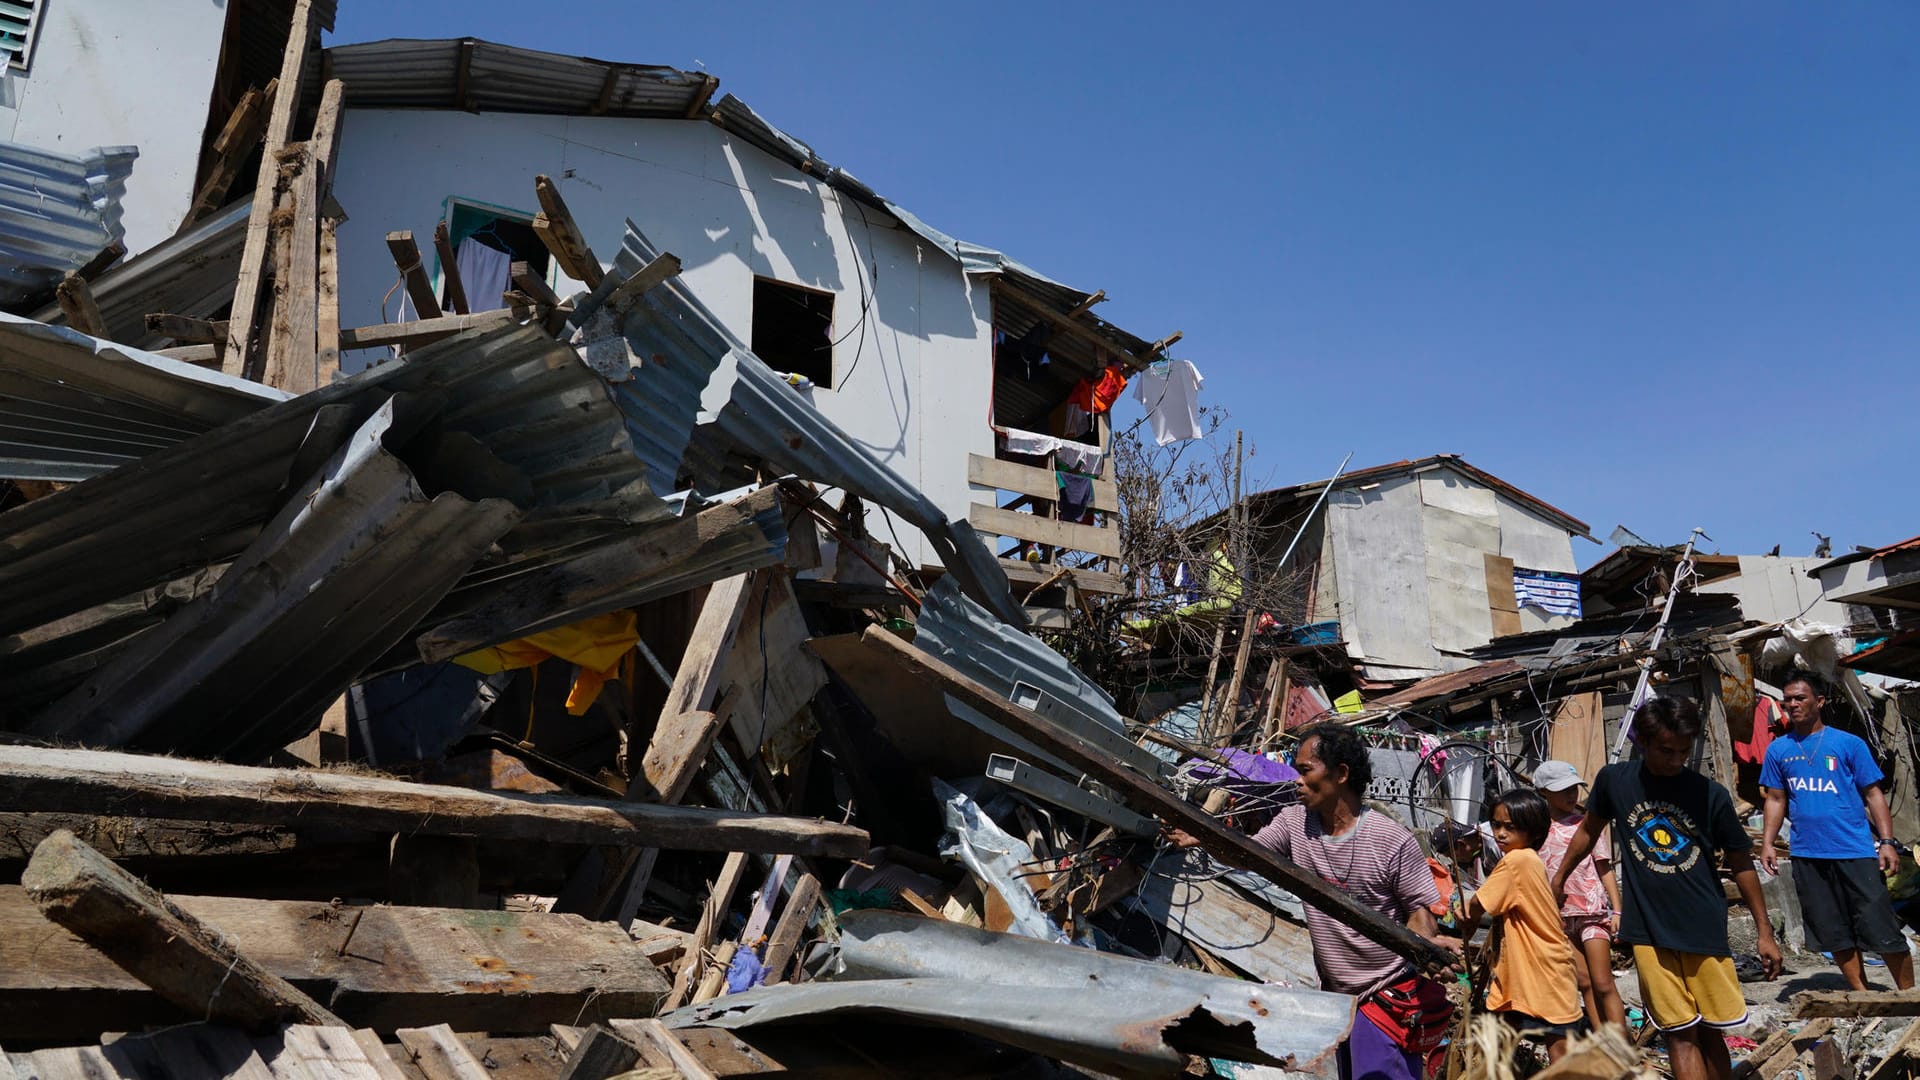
[[1131, 359, 1204, 445]]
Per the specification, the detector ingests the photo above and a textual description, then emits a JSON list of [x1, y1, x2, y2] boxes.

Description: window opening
[[751, 276, 834, 389], [441, 199, 550, 312], [1, 1, 43, 71]]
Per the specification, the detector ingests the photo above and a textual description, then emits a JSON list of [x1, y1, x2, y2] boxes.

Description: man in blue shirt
[[1759, 673, 1913, 991]]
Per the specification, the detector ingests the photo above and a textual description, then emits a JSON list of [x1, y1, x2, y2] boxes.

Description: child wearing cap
[[1535, 759, 1627, 1035]]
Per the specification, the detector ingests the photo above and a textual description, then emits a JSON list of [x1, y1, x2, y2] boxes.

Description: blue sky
[[334, 3, 1918, 565]]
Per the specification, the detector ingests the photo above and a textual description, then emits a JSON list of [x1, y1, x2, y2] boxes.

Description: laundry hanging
[[454, 236, 515, 312], [1130, 359, 1204, 445]]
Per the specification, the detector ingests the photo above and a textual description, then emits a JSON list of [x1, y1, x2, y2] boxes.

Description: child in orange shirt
[[1466, 788, 1583, 1062]]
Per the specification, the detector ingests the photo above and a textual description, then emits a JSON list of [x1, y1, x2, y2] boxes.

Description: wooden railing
[[966, 453, 1125, 595]]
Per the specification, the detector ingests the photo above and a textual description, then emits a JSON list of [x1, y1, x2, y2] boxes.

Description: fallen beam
[[1793, 987, 1920, 1018], [385, 231, 443, 321], [854, 626, 1454, 974], [0, 884, 672, 1039], [533, 174, 604, 287], [337, 310, 515, 350], [22, 829, 345, 1030], [0, 745, 869, 858]]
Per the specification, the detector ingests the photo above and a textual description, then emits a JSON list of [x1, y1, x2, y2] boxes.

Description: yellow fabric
[[454, 610, 639, 716], [1334, 690, 1365, 715], [1476, 848, 1582, 1025], [1631, 946, 1748, 1031]]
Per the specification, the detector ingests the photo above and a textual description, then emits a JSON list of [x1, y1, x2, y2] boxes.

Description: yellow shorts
[[1631, 946, 1748, 1032]]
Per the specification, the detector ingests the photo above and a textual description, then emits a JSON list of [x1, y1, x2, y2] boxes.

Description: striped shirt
[[1251, 806, 1439, 994]]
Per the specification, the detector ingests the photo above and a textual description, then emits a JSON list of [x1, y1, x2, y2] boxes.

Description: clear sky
[[333, 3, 1918, 565]]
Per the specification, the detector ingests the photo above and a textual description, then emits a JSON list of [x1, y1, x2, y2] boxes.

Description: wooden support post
[[1699, 663, 1738, 798], [0, 745, 868, 858], [224, 0, 319, 376], [55, 272, 108, 337], [854, 625, 1455, 973], [395, 1025, 495, 1080], [181, 79, 277, 229], [532, 174, 605, 287], [433, 221, 469, 315], [1260, 656, 1291, 746], [316, 214, 342, 380], [665, 851, 751, 1011], [22, 829, 346, 1029], [760, 871, 820, 985], [262, 143, 319, 391], [385, 231, 443, 322]]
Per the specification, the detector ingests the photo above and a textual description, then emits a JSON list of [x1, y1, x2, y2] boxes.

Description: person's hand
[[1551, 876, 1567, 908], [1163, 826, 1202, 850], [1609, 911, 1621, 935], [1423, 933, 1465, 976], [1759, 841, 1779, 876], [1880, 843, 1901, 876], [1755, 927, 1784, 981]]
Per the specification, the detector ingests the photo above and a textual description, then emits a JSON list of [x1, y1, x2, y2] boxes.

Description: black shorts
[[1794, 856, 1908, 955]]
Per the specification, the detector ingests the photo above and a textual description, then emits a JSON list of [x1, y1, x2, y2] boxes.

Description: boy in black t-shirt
[[1551, 697, 1782, 1080]]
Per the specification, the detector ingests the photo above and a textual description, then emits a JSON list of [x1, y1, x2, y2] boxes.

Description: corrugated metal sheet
[[0, 320, 670, 700], [669, 909, 1351, 1077], [595, 219, 1027, 626], [0, 312, 287, 481], [32, 397, 523, 760], [320, 39, 710, 118], [913, 576, 1167, 779], [29, 198, 249, 347], [0, 140, 137, 306]]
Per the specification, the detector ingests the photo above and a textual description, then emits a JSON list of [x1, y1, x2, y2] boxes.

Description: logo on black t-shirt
[[1626, 801, 1702, 874]]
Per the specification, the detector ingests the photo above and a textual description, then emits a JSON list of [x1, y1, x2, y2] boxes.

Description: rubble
[[0, 5, 1914, 1080]]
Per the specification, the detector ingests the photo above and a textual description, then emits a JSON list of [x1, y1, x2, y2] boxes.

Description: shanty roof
[[1243, 454, 1594, 540], [1813, 534, 1920, 573], [316, 38, 1162, 376]]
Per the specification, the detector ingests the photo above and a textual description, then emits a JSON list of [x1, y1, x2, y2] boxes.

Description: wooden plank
[[182, 79, 277, 228], [55, 273, 107, 337], [0, 886, 673, 1040], [21, 829, 345, 1029], [557, 1026, 640, 1080], [152, 344, 223, 365], [224, 0, 319, 375], [101, 1022, 280, 1080], [145, 313, 229, 343], [683, 73, 719, 119], [76, 241, 126, 282], [600, 253, 682, 318], [337, 311, 514, 351], [967, 454, 1117, 512], [1865, 1017, 1920, 1080], [992, 558, 1126, 596], [605, 1021, 719, 1080], [316, 215, 342, 383], [309, 80, 348, 196], [1484, 553, 1522, 638], [432, 222, 469, 316], [969, 504, 1121, 558], [0, 746, 869, 859], [275, 1025, 404, 1080], [638, 574, 757, 802], [1063, 289, 1105, 319], [510, 261, 560, 308], [394, 1026, 492, 1080], [1794, 988, 1920, 1018], [263, 143, 320, 392], [853, 625, 1455, 974], [761, 872, 821, 984], [665, 851, 751, 1011], [385, 232, 443, 321], [531, 176, 604, 288]]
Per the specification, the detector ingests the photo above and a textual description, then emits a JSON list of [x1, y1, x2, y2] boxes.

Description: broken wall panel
[[34, 397, 523, 759], [719, 569, 827, 768]]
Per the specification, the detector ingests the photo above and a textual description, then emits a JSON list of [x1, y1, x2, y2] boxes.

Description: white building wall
[[0, 0, 228, 255], [1325, 475, 1434, 679], [328, 109, 996, 567], [1698, 555, 1850, 627], [1493, 496, 1582, 634]]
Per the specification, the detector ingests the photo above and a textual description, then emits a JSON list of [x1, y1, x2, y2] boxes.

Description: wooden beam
[[262, 143, 320, 392], [591, 64, 624, 116], [968, 453, 1118, 512], [152, 344, 223, 365], [55, 272, 108, 337], [853, 625, 1456, 974], [1144, 330, 1183, 357], [224, 0, 319, 375], [396, 1025, 494, 1080], [181, 79, 276, 228], [316, 214, 342, 380], [992, 557, 1127, 596], [338, 310, 514, 351], [1795, 988, 1920, 1018], [602, 252, 683, 318], [76, 240, 126, 281], [454, 38, 477, 111], [385, 231, 444, 321], [433, 220, 470, 315], [969, 504, 1121, 558], [0, 745, 869, 858], [664, 850, 751, 1011], [309, 78, 347, 198], [532, 175, 604, 288], [511, 260, 561, 308], [761, 872, 821, 985], [22, 829, 346, 1029], [683, 74, 720, 119], [992, 279, 1142, 367], [1063, 289, 1106, 320], [144, 313, 228, 343]]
